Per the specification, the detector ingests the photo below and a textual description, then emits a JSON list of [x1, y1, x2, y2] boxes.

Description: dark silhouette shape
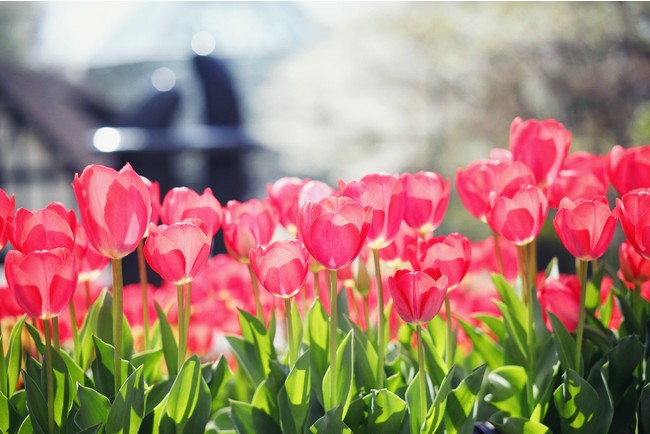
[[113, 89, 181, 129], [192, 54, 242, 126]]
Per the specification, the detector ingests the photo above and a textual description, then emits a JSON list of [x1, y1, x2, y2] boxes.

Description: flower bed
[[0, 117, 649, 433]]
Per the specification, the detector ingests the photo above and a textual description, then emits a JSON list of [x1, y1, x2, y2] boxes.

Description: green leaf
[[485, 365, 528, 418], [203, 356, 232, 414], [423, 366, 454, 434], [603, 335, 643, 403], [639, 383, 650, 434], [531, 335, 559, 422], [22, 367, 48, 434], [309, 405, 351, 434], [306, 299, 329, 406], [230, 400, 281, 434], [91, 336, 133, 399], [458, 319, 504, 371], [97, 290, 134, 360], [322, 330, 354, 416], [105, 366, 145, 434], [17, 415, 34, 434], [585, 361, 614, 434], [475, 314, 506, 342], [180, 377, 211, 434], [131, 348, 165, 385], [344, 316, 379, 392], [420, 327, 447, 386], [75, 384, 111, 430], [6, 315, 26, 396], [405, 371, 428, 434], [0, 391, 10, 433], [278, 350, 311, 434], [154, 302, 178, 377], [78, 289, 105, 369], [553, 369, 606, 434], [425, 315, 447, 359], [167, 355, 203, 426], [363, 389, 407, 433], [445, 364, 486, 434], [24, 321, 45, 356], [289, 299, 303, 363], [41, 347, 75, 430], [489, 412, 551, 434], [59, 350, 88, 392], [547, 312, 577, 373]]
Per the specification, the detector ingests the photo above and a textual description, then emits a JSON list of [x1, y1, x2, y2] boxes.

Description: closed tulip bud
[[249, 239, 310, 299], [223, 199, 277, 263], [619, 240, 650, 286], [0, 189, 14, 251], [10, 202, 76, 253], [72, 222, 110, 282], [617, 188, 650, 259], [388, 268, 448, 325], [608, 145, 650, 196], [267, 177, 310, 233], [400, 171, 450, 235], [486, 184, 548, 246], [537, 274, 581, 332], [161, 186, 222, 233], [408, 232, 471, 290]]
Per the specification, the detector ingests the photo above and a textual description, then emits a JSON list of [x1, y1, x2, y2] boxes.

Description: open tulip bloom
[[4, 118, 650, 434]]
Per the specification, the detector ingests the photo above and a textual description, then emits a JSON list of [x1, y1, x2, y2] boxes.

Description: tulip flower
[[509, 117, 572, 187], [486, 184, 548, 247], [73, 163, 152, 259], [608, 145, 650, 196], [0, 188, 15, 251], [548, 148, 609, 209], [537, 274, 581, 333], [160, 186, 222, 233], [400, 171, 450, 236], [73, 222, 109, 283], [618, 188, 650, 259], [553, 197, 618, 261], [267, 177, 310, 233], [222, 198, 277, 263], [408, 233, 471, 290], [297, 180, 336, 209], [10, 202, 76, 253], [142, 176, 161, 228], [619, 240, 650, 287]]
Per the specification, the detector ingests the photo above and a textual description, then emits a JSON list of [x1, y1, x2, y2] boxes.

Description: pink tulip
[[408, 232, 471, 290], [400, 171, 450, 235], [160, 187, 222, 232], [297, 195, 371, 270], [73, 163, 152, 259], [469, 236, 519, 280], [456, 158, 535, 222], [267, 177, 310, 233], [553, 197, 617, 261], [608, 145, 650, 196], [617, 188, 650, 259], [509, 117, 572, 187], [380, 222, 419, 267], [339, 173, 405, 250], [72, 222, 110, 282], [222, 199, 277, 263], [619, 240, 650, 286], [4, 247, 78, 319], [537, 274, 581, 332], [141, 176, 161, 227], [548, 151, 609, 209], [486, 184, 548, 246], [249, 239, 310, 298], [298, 180, 336, 209], [144, 221, 213, 285], [0, 189, 14, 251], [388, 268, 448, 324], [10, 202, 76, 253]]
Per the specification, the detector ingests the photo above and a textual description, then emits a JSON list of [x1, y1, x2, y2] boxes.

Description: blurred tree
[[0, 3, 39, 65]]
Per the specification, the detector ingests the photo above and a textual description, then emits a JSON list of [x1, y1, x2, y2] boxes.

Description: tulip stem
[[444, 293, 454, 370], [68, 302, 81, 363], [634, 283, 642, 321], [329, 269, 338, 407], [363, 296, 370, 332], [44, 318, 55, 434], [491, 229, 505, 276], [247, 264, 264, 323], [373, 249, 386, 386], [417, 324, 427, 429], [518, 245, 535, 415], [51, 317, 60, 351], [112, 258, 124, 395], [137, 240, 150, 350], [575, 259, 588, 374], [285, 298, 297, 366], [184, 282, 192, 360], [177, 284, 186, 368], [313, 270, 321, 304]]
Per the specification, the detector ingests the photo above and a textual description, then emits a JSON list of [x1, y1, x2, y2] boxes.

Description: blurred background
[[1, 1, 650, 246]]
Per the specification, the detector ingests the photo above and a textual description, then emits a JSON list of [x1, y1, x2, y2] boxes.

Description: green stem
[[518, 245, 535, 414], [444, 294, 454, 370], [285, 297, 297, 366], [363, 296, 370, 332], [373, 249, 386, 386], [491, 229, 505, 276], [329, 269, 338, 406], [177, 284, 185, 368], [575, 259, 589, 374], [51, 317, 60, 351], [184, 281, 192, 361], [634, 283, 642, 321], [68, 302, 81, 363], [112, 258, 124, 395], [417, 324, 427, 429], [247, 264, 264, 323], [137, 240, 150, 350], [313, 270, 321, 304], [44, 318, 55, 434]]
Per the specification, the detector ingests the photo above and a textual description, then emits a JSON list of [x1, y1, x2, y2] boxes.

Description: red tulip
[[339, 173, 405, 250], [144, 221, 213, 285], [400, 171, 450, 235], [388, 268, 448, 324], [509, 117, 572, 186], [548, 151, 609, 209], [10, 202, 76, 253], [222, 199, 277, 263], [4, 247, 78, 319], [486, 184, 548, 246], [617, 188, 650, 259], [537, 274, 581, 332], [298, 180, 336, 208], [380, 222, 419, 268], [72, 222, 110, 282], [408, 232, 471, 290], [553, 196, 617, 261], [249, 239, 310, 298], [297, 195, 371, 270], [608, 145, 650, 196], [619, 240, 650, 286], [141, 176, 161, 227], [73, 163, 152, 259], [0, 189, 14, 251], [267, 177, 310, 233], [456, 158, 535, 222], [160, 187, 222, 232]]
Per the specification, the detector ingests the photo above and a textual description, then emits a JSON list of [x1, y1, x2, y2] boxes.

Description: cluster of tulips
[[1, 116, 650, 433]]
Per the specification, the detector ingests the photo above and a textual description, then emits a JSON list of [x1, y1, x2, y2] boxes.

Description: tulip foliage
[[2, 118, 650, 434]]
